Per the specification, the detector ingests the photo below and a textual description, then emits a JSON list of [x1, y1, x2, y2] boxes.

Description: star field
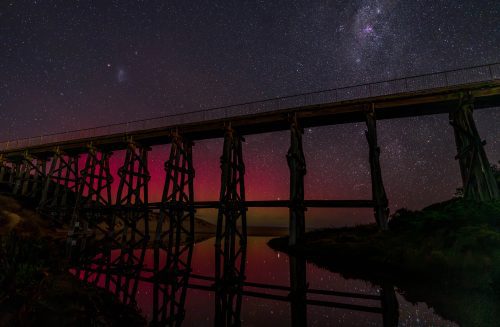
[[1, 1, 499, 227]]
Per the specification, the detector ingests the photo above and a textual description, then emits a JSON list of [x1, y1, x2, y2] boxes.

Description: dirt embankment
[[0, 195, 69, 239]]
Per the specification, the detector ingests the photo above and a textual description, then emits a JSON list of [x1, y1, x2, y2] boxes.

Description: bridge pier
[[8, 161, 19, 187], [68, 144, 114, 259], [215, 126, 247, 327], [29, 158, 46, 198], [153, 132, 195, 326], [20, 163, 31, 196], [365, 109, 389, 230], [10, 152, 48, 198], [12, 161, 26, 195], [450, 93, 499, 200], [0, 155, 8, 184], [109, 140, 150, 301], [287, 114, 307, 246], [39, 149, 80, 223]]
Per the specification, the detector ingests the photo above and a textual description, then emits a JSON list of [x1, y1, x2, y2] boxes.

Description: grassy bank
[[268, 199, 500, 326]]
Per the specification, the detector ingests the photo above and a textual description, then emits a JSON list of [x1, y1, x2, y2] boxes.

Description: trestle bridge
[[0, 63, 499, 326]]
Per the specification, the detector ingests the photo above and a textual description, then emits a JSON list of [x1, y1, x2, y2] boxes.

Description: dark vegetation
[[269, 198, 500, 326], [0, 195, 146, 326]]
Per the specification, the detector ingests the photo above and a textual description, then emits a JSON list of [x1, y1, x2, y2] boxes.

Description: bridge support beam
[[108, 140, 151, 304], [9, 161, 19, 187], [39, 149, 79, 223], [153, 132, 195, 326], [365, 109, 389, 230], [215, 126, 247, 327], [29, 158, 46, 198], [12, 161, 26, 195], [287, 114, 307, 246], [450, 94, 499, 200], [68, 144, 114, 258], [11, 152, 48, 198], [0, 155, 8, 184]]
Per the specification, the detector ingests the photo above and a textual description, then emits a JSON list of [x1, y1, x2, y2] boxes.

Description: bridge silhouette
[[0, 62, 499, 251], [0, 62, 498, 326]]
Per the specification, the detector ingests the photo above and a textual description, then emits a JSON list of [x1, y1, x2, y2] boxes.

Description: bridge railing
[[1, 62, 499, 152]]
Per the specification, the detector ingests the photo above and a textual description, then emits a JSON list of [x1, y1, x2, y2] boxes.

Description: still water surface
[[76, 236, 456, 326]]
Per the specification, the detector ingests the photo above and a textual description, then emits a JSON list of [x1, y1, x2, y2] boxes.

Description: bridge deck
[[1, 63, 499, 158]]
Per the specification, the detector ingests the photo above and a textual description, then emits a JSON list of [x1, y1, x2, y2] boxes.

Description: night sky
[[1, 1, 499, 227]]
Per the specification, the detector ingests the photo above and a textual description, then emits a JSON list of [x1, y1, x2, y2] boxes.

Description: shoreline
[[268, 199, 500, 327]]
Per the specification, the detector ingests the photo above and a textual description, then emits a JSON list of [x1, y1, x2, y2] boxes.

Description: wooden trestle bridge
[[0, 63, 499, 326]]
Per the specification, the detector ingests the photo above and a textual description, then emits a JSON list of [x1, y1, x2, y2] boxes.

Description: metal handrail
[[1, 62, 499, 152]]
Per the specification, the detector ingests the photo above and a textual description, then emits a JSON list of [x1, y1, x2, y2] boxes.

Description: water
[[74, 236, 457, 326]]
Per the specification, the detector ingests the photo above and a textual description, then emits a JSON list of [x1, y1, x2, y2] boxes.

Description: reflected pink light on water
[[72, 237, 456, 326]]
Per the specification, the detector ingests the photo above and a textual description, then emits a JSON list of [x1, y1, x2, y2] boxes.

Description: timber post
[[9, 161, 19, 187], [287, 113, 307, 246], [12, 160, 25, 195], [450, 93, 499, 200], [0, 155, 7, 183], [68, 143, 114, 260], [152, 130, 195, 326], [9, 151, 48, 198], [100, 138, 151, 304], [39, 151, 58, 207], [365, 105, 389, 230], [30, 157, 46, 199], [215, 125, 247, 327], [39, 148, 80, 224]]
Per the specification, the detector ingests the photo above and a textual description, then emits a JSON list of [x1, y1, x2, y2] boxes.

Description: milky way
[[0, 1, 499, 227]]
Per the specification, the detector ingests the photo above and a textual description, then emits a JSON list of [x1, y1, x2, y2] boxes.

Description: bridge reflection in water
[[71, 236, 399, 327]]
